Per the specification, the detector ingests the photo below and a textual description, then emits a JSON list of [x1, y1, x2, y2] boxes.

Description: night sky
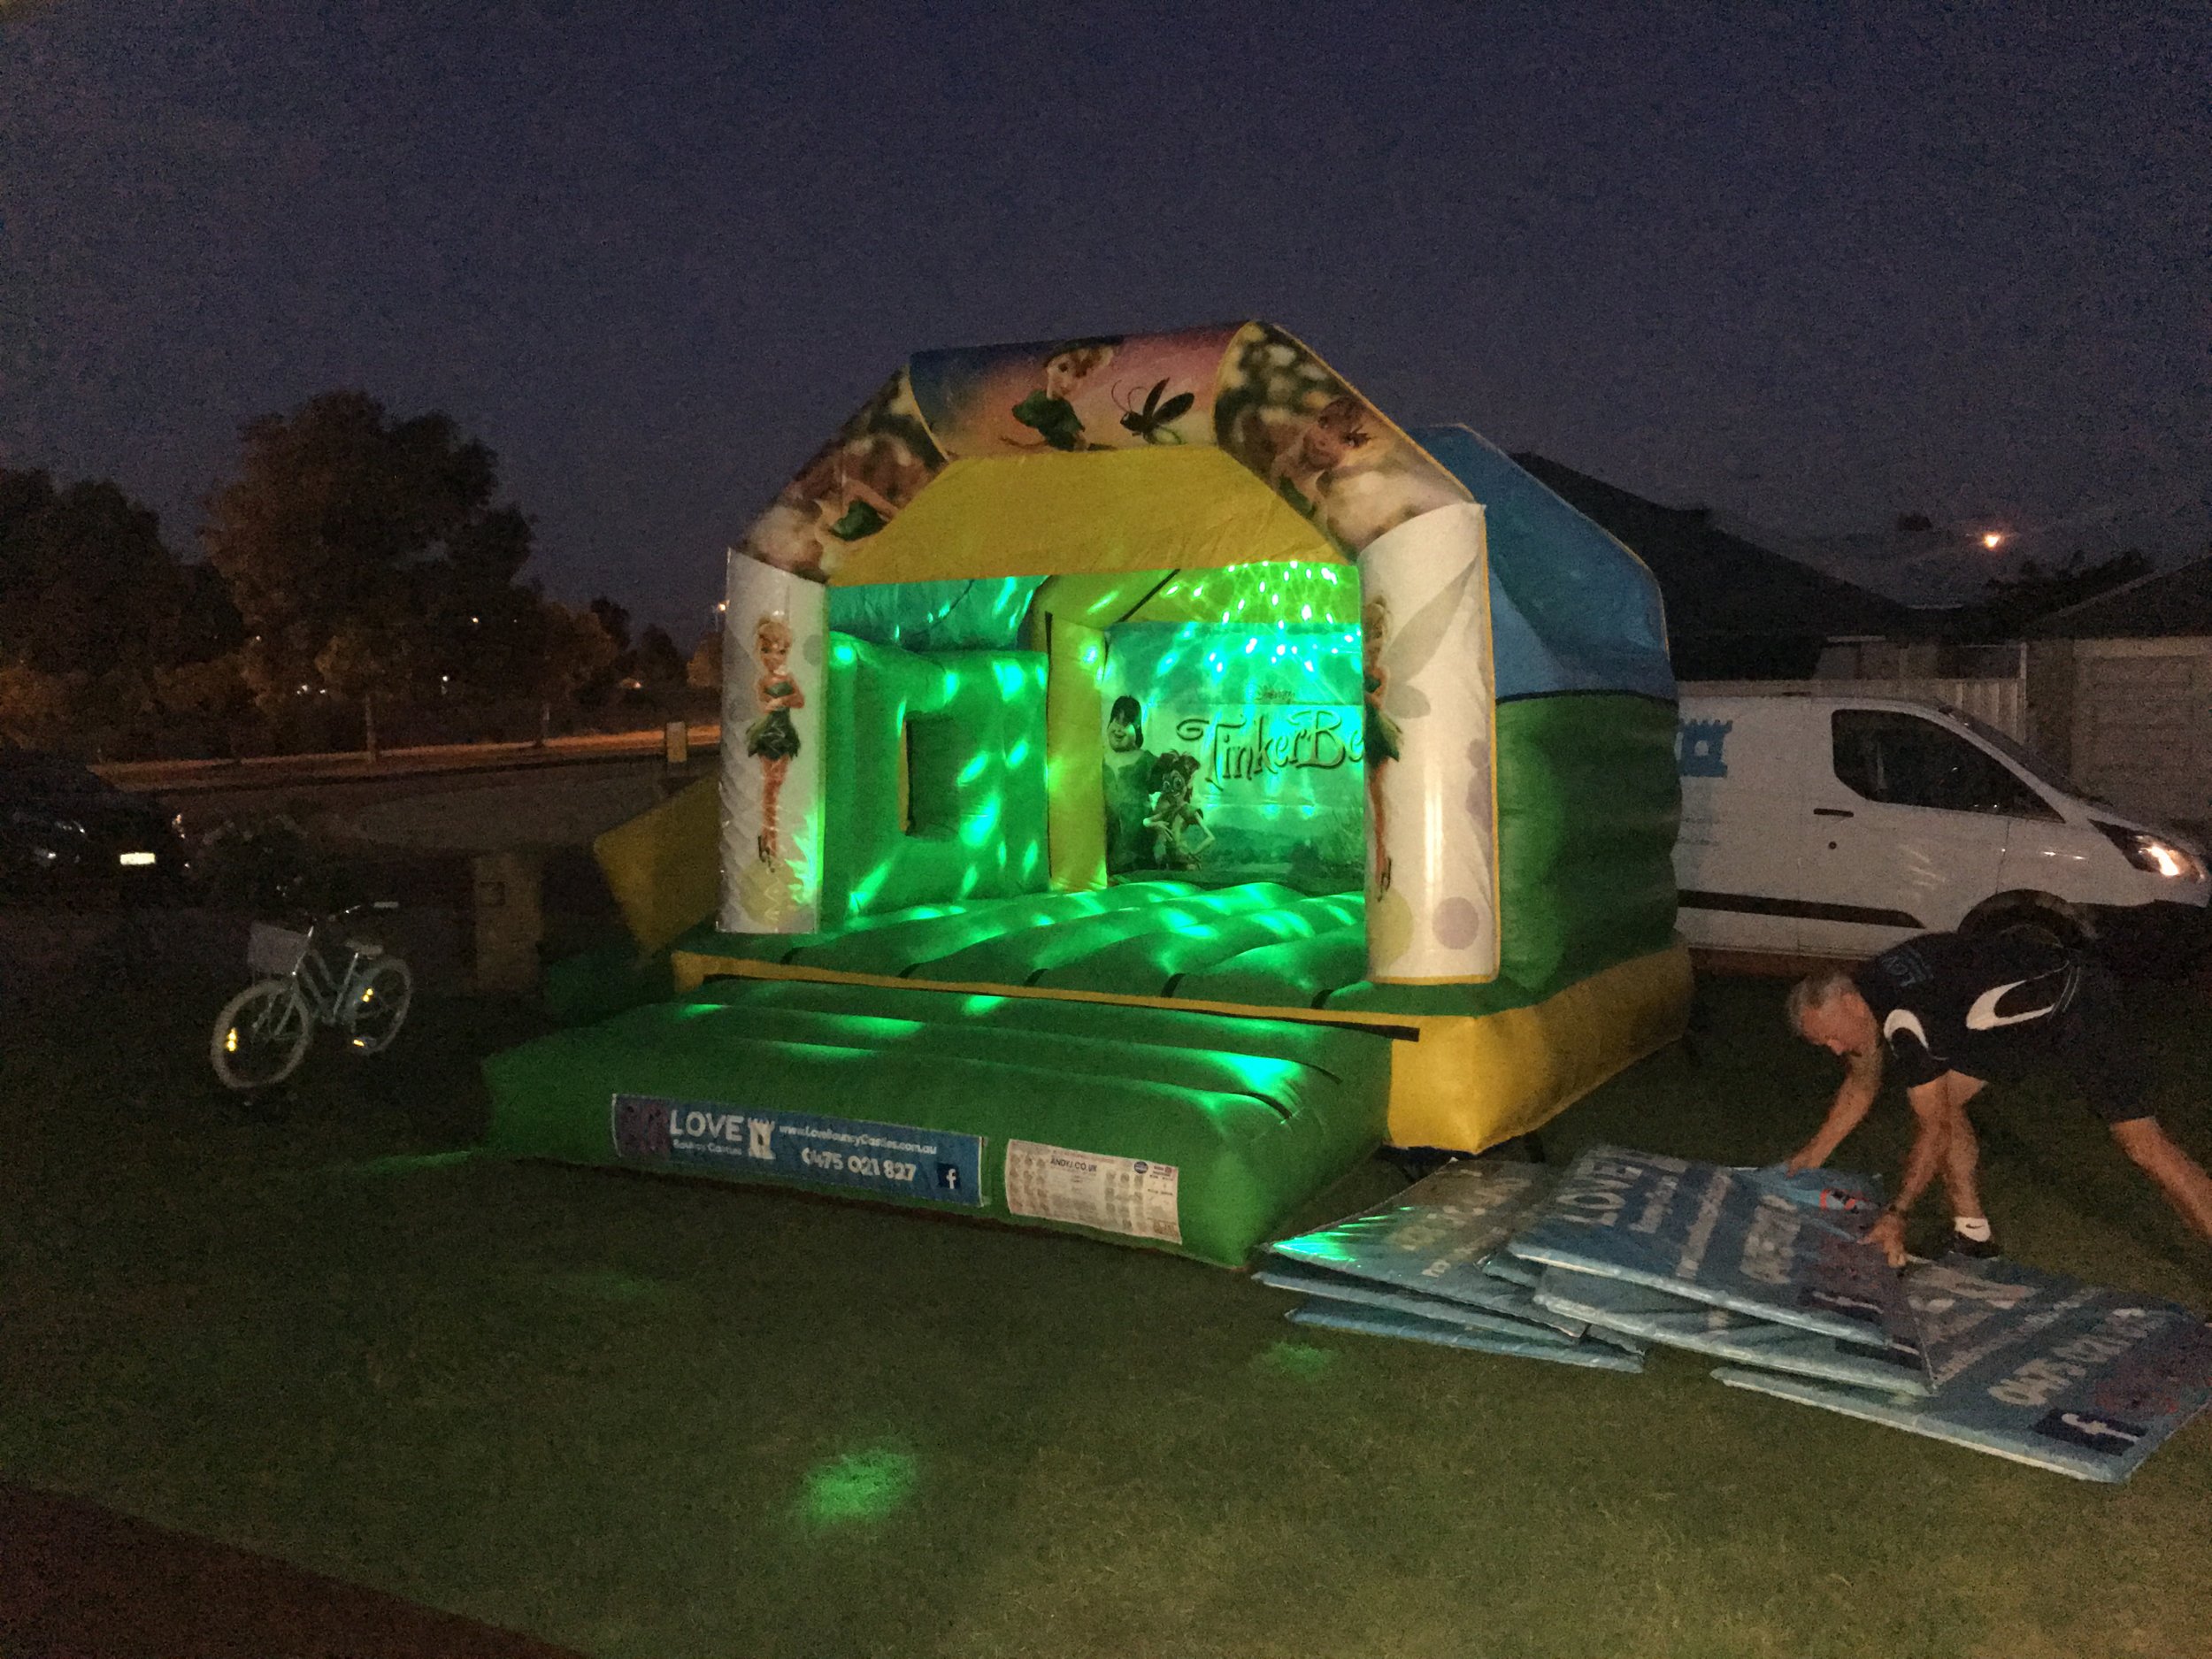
[[5, 1, 2207, 637]]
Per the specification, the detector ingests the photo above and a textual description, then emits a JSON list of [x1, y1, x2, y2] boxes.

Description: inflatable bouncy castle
[[486, 323, 1689, 1264]]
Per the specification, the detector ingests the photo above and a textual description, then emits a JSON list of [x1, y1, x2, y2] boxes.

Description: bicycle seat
[[343, 937, 386, 958]]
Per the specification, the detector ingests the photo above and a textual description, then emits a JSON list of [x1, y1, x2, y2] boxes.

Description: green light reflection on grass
[[799, 1445, 920, 1528], [1255, 1339, 1338, 1380], [340, 1149, 480, 1177]]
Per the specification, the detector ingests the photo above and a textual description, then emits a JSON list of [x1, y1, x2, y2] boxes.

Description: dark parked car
[[0, 749, 188, 899]]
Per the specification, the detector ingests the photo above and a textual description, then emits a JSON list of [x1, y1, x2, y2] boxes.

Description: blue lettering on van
[[1678, 718, 1733, 778]]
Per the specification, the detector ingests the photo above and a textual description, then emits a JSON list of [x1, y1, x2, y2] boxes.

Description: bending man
[[1786, 929, 2212, 1266]]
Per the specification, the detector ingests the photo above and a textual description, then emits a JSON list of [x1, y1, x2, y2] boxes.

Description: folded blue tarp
[[1286, 1300, 1647, 1372], [1717, 1255, 2212, 1482], [1268, 1161, 1583, 1335], [1536, 1263, 1932, 1394], [1505, 1146, 1923, 1367], [1256, 1264, 1579, 1345], [1257, 1261, 1647, 1355]]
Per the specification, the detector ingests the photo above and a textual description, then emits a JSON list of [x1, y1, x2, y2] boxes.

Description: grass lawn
[[5, 956, 2210, 1659]]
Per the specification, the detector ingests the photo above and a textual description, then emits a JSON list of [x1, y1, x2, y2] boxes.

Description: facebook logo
[[2032, 1409, 2147, 1455]]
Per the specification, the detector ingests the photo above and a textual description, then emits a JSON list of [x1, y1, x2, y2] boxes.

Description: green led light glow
[[815, 561, 1371, 919], [820, 637, 1049, 923], [798, 1446, 920, 1528], [1255, 1339, 1339, 1381], [338, 1149, 480, 1178], [1100, 616, 1365, 888], [827, 576, 1048, 651], [1134, 562, 1357, 629]]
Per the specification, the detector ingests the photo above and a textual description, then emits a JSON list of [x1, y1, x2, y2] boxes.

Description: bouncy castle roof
[[735, 322, 1673, 703]]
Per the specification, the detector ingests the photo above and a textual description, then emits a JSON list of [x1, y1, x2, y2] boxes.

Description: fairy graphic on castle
[[1267, 394, 1371, 518], [1358, 565, 1483, 900], [744, 373, 941, 580], [1009, 342, 1117, 452], [1363, 595, 1403, 895], [744, 612, 803, 862], [1145, 750, 1214, 870]]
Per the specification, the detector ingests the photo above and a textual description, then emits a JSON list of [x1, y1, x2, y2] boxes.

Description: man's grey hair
[[1786, 970, 1860, 1035]]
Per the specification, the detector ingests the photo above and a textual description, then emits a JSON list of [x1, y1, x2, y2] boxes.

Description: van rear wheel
[[1962, 900, 2085, 957]]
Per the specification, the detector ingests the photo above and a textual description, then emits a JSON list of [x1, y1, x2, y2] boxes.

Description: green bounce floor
[[674, 879, 1371, 1008], [483, 974, 1393, 1267]]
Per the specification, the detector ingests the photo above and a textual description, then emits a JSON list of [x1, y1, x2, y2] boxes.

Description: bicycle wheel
[[211, 979, 313, 1090], [344, 957, 413, 1055]]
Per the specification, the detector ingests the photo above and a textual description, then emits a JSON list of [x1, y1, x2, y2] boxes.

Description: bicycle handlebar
[[313, 899, 400, 924]]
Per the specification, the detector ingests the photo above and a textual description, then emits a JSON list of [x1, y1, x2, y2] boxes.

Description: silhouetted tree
[[316, 620, 423, 759], [0, 467, 211, 716], [203, 392, 535, 714], [0, 466, 247, 751], [634, 624, 686, 688], [532, 602, 620, 704], [686, 628, 722, 691], [588, 595, 633, 654]]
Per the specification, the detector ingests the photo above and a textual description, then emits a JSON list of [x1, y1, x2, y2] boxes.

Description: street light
[[1981, 532, 2005, 550]]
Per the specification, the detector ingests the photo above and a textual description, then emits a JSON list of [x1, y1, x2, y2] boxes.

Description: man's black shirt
[[1853, 930, 2079, 1090]]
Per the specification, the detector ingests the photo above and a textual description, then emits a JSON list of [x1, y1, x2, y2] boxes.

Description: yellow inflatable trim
[[830, 448, 1339, 586], [1383, 944, 1692, 1150], [594, 775, 721, 956]]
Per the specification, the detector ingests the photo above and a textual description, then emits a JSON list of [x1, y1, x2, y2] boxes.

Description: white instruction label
[[1003, 1140, 1181, 1244]]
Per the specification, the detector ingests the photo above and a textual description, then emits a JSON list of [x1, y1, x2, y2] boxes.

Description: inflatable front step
[[482, 978, 1391, 1267]]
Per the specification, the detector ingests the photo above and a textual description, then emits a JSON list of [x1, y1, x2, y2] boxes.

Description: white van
[[1673, 692, 2208, 963]]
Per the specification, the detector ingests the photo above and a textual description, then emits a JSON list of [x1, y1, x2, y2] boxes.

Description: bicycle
[[210, 900, 414, 1090]]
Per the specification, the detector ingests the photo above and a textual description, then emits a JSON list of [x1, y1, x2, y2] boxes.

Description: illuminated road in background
[[93, 726, 723, 849], [99, 726, 720, 796]]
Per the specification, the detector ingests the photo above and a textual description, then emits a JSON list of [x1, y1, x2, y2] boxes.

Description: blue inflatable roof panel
[[1411, 426, 1675, 703]]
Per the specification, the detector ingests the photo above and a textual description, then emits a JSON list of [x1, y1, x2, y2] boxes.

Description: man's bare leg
[[1939, 1072, 1990, 1232], [2108, 1117, 2212, 1246]]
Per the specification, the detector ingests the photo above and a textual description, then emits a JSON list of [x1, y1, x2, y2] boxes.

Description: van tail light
[[2092, 821, 2206, 881]]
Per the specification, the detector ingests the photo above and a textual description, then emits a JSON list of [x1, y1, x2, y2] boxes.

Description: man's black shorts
[[2049, 963, 2153, 1125], [1955, 962, 2153, 1125]]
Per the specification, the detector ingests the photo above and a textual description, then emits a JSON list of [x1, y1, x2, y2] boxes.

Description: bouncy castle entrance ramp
[[483, 974, 1392, 1268]]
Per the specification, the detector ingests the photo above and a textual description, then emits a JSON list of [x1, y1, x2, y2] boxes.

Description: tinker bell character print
[[1146, 750, 1213, 870], [1358, 561, 1484, 900], [1268, 394, 1371, 518], [1362, 596, 1403, 895], [1010, 342, 1117, 452], [744, 613, 803, 862], [795, 439, 926, 544]]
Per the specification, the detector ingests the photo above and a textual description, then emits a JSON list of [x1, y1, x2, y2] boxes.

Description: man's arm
[[1786, 1047, 1884, 1172], [1863, 1076, 1959, 1266]]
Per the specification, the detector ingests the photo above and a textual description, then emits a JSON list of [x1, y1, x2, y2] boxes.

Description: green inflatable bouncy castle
[[485, 323, 1689, 1265]]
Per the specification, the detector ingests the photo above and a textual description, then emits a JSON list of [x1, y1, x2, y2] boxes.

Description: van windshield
[[1950, 709, 2104, 804]]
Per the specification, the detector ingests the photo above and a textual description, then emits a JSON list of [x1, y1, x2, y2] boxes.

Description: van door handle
[[1813, 807, 1855, 818]]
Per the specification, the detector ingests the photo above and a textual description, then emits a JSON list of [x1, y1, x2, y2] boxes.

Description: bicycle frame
[[215, 900, 408, 1090], [257, 902, 397, 1030]]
